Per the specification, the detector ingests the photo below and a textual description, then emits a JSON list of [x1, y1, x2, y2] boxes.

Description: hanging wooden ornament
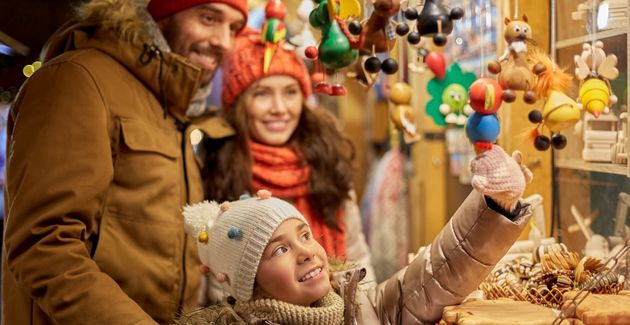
[[574, 41, 619, 117], [524, 51, 579, 151], [388, 82, 420, 143], [426, 63, 476, 127], [486, 15, 546, 104], [307, 0, 362, 95], [465, 78, 505, 153], [415, 0, 464, 46]]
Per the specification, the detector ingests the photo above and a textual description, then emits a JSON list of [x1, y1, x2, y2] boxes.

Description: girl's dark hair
[[202, 98, 355, 229]]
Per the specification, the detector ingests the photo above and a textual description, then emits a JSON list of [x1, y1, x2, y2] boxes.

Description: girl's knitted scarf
[[249, 141, 347, 259], [234, 291, 345, 325]]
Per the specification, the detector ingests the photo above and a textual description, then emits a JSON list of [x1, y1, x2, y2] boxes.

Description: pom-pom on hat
[[221, 28, 312, 109], [147, 0, 248, 23], [183, 190, 307, 301]]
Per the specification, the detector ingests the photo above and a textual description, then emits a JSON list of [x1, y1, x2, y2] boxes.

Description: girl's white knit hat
[[182, 190, 306, 301]]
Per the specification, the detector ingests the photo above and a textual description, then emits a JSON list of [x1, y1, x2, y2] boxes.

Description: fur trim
[[75, 0, 169, 51]]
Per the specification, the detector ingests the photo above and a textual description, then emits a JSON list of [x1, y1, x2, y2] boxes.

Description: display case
[[552, 0, 630, 272]]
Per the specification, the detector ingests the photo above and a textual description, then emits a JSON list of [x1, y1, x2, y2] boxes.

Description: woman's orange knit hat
[[221, 28, 312, 109]]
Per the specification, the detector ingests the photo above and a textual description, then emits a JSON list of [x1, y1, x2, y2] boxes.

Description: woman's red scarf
[[249, 141, 347, 259]]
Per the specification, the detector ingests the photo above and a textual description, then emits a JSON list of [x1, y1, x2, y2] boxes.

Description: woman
[[201, 28, 375, 282]]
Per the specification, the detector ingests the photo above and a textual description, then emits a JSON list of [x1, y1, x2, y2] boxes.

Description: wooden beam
[[0, 29, 30, 56]]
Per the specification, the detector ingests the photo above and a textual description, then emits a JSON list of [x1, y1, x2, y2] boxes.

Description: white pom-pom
[[182, 201, 221, 240]]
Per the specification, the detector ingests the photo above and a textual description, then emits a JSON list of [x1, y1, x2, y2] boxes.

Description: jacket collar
[[75, 28, 202, 122], [40, 0, 205, 122]]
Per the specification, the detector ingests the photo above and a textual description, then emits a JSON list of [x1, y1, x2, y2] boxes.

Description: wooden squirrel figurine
[[487, 15, 546, 104]]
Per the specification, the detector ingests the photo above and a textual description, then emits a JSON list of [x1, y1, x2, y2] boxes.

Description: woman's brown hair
[[202, 98, 355, 229]]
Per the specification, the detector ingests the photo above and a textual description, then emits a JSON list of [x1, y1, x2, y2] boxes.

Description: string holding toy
[[463, 0, 503, 154]]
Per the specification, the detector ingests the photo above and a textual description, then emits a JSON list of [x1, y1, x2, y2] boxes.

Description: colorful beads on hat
[[220, 201, 231, 212], [228, 227, 242, 239], [239, 194, 250, 200], [257, 189, 272, 199], [198, 230, 209, 243]]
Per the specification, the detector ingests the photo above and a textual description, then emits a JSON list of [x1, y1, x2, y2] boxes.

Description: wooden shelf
[[555, 158, 629, 176], [555, 27, 627, 49]]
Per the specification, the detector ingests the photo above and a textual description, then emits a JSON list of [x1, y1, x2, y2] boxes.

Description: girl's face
[[243, 75, 303, 146], [255, 218, 331, 306]]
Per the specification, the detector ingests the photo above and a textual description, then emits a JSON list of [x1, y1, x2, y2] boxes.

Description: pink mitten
[[470, 145, 533, 211]]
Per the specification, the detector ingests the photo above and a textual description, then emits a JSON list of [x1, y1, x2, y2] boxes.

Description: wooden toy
[[582, 113, 619, 162], [426, 63, 476, 126], [611, 112, 627, 164], [307, 0, 360, 95], [465, 78, 504, 153], [360, 0, 400, 54], [574, 41, 619, 117], [261, 0, 287, 73], [527, 48, 580, 151], [487, 15, 546, 104], [425, 51, 446, 79], [388, 82, 419, 142], [405, 0, 464, 47], [348, 0, 404, 79]]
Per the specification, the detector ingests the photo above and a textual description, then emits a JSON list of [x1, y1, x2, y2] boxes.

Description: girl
[[182, 175, 532, 324], [201, 28, 374, 280]]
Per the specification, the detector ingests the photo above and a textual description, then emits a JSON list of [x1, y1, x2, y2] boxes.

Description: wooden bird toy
[[487, 15, 546, 104], [574, 41, 619, 117]]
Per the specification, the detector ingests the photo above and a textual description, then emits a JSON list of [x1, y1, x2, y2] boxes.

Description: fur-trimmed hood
[[73, 0, 169, 52], [43, 0, 169, 61], [40, 0, 217, 120]]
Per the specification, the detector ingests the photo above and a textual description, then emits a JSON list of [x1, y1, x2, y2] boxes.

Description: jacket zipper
[[176, 119, 190, 313]]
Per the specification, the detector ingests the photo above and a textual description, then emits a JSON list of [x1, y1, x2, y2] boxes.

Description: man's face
[[158, 3, 246, 85]]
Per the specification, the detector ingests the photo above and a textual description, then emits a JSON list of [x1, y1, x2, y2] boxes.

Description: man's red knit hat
[[148, 0, 248, 23], [221, 29, 312, 108]]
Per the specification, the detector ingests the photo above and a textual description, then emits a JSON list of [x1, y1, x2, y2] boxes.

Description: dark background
[[1, 0, 82, 94]]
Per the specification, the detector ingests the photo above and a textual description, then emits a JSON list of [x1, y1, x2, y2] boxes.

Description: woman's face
[[243, 75, 303, 146], [255, 218, 331, 306]]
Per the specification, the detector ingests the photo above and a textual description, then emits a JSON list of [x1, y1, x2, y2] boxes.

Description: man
[[2, 0, 246, 324]]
